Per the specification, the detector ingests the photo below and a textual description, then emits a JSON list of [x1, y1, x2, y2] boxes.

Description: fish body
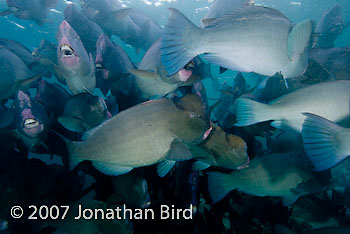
[[35, 80, 70, 116], [309, 47, 350, 81], [64, 4, 103, 57], [0, 38, 35, 66], [131, 39, 197, 99], [95, 34, 134, 96], [80, 0, 142, 50], [57, 20, 96, 94], [58, 93, 109, 133], [69, 97, 210, 176], [161, 6, 312, 78], [128, 9, 162, 50], [313, 4, 345, 49], [2, 0, 57, 25], [33, 39, 57, 64], [80, 0, 123, 21], [0, 38, 51, 78], [208, 153, 320, 205], [110, 174, 151, 208], [32, 39, 67, 84], [202, 0, 253, 27], [213, 72, 247, 128], [234, 80, 350, 132], [0, 47, 36, 100], [80, 0, 161, 51]]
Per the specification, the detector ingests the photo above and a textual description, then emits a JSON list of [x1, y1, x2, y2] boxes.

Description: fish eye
[[184, 60, 194, 70], [60, 44, 75, 57], [189, 112, 196, 118], [23, 118, 39, 129]]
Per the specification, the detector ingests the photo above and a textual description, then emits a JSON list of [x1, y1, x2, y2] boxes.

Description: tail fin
[[288, 19, 312, 61], [161, 8, 200, 76], [302, 113, 350, 171], [207, 172, 237, 203], [233, 98, 272, 127]]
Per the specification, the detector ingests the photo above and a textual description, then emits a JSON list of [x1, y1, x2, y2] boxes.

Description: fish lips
[[58, 43, 79, 67], [236, 156, 250, 170], [60, 43, 75, 57], [178, 68, 193, 82], [95, 56, 110, 80]]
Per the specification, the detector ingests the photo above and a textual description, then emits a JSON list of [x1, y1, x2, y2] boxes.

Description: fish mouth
[[236, 157, 250, 170], [60, 44, 75, 57], [23, 118, 39, 129], [95, 63, 105, 70]]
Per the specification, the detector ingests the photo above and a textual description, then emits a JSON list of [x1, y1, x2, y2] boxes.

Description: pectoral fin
[[166, 139, 192, 161], [92, 161, 133, 176], [157, 160, 176, 177], [192, 161, 211, 171]]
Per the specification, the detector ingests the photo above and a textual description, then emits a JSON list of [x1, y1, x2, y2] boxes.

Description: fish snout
[[59, 20, 71, 31], [22, 118, 44, 138]]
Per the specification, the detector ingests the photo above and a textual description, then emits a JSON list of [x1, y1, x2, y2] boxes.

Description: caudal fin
[[288, 19, 312, 61], [207, 171, 237, 203], [161, 8, 200, 76], [302, 113, 350, 171], [233, 98, 272, 127]]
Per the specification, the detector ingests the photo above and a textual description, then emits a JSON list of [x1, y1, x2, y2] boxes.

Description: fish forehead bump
[[176, 94, 205, 113], [57, 20, 79, 40], [21, 108, 34, 120], [17, 90, 31, 109], [97, 34, 108, 48], [227, 134, 246, 149], [59, 20, 71, 31], [96, 34, 109, 55]]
